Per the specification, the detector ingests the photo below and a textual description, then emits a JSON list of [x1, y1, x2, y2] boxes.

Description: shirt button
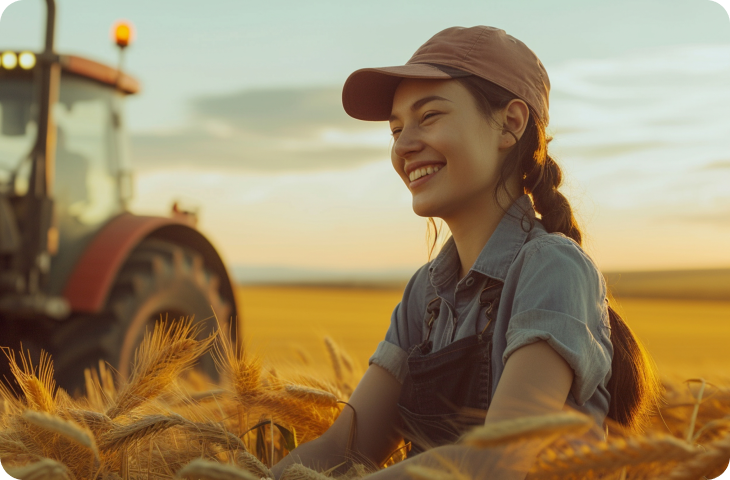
[[465, 277, 475, 287]]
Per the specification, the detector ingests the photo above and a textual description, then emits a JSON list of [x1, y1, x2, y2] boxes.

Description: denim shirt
[[368, 194, 613, 435]]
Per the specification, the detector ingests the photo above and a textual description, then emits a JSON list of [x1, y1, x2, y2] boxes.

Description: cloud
[[130, 85, 391, 172], [700, 160, 730, 170], [190, 86, 366, 136]]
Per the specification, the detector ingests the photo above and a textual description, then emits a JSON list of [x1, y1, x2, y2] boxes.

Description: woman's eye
[[390, 113, 438, 136]]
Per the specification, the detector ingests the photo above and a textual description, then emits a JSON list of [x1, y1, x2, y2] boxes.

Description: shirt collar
[[428, 194, 544, 286]]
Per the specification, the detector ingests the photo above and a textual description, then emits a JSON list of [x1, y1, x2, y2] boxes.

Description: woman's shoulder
[[513, 230, 606, 295], [522, 230, 597, 267]]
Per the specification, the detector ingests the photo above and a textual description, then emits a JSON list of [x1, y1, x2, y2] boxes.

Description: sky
[[1, 0, 730, 281]]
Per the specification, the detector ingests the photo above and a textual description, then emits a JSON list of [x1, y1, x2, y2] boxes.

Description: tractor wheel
[[49, 238, 234, 397]]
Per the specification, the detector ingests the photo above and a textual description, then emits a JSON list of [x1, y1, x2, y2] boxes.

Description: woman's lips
[[408, 165, 444, 189]]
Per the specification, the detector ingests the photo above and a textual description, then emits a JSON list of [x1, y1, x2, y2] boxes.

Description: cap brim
[[342, 64, 461, 121]]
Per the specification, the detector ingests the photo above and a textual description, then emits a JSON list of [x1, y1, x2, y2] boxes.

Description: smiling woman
[[270, 25, 664, 480]]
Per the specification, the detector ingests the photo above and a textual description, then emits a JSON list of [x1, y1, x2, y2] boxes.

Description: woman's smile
[[408, 164, 444, 189]]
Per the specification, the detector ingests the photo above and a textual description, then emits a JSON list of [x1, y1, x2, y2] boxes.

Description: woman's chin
[[411, 198, 441, 218]]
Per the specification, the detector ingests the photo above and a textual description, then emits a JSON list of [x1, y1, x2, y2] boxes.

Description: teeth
[[409, 165, 442, 182]]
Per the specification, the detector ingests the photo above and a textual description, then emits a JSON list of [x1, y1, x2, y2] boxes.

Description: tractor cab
[[0, 52, 135, 301], [0, 3, 239, 397]]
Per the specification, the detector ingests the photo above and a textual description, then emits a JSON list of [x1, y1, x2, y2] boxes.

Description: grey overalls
[[396, 277, 504, 458]]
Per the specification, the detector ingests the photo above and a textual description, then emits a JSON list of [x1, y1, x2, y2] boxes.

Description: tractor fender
[[62, 212, 238, 320]]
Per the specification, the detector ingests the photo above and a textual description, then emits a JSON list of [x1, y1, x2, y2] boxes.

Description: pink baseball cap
[[342, 26, 550, 125]]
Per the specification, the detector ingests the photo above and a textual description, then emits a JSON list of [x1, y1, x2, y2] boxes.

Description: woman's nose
[[392, 125, 424, 160]]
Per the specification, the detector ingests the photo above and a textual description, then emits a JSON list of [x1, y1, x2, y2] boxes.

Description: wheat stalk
[[284, 385, 339, 408], [459, 412, 593, 448], [4, 458, 72, 480], [176, 458, 259, 480]]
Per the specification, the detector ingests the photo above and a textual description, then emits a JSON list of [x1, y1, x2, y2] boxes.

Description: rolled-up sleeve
[[368, 263, 429, 384], [503, 237, 612, 406]]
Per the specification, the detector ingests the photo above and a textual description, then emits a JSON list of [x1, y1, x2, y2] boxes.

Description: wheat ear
[[211, 320, 264, 403], [98, 413, 186, 451], [181, 417, 248, 453], [235, 450, 274, 478], [106, 318, 216, 420], [284, 385, 339, 408], [323, 337, 343, 384], [251, 391, 335, 438], [459, 412, 593, 448], [280, 463, 333, 480], [404, 464, 466, 480], [3, 347, 57, 413], [22, 410, 99, 459], [188, 388, 228, 402], [176, 458, 259, 480], [531, 434, 698, 479], [0, 430, 38, 458], [66, 409, 113, 431], [668, 432, 730, 480], [5, 458, 72, 480]]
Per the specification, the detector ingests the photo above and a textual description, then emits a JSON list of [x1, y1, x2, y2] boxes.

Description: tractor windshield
[[0, 77, 35, 192], [0, 73, 126, 224]]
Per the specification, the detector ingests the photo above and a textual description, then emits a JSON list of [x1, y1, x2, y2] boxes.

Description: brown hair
[[424, 73, 664, 434]]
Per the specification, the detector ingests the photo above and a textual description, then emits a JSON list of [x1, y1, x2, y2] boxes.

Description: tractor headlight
[[1, 51, 18, 70], [18, 51, 36, 69]]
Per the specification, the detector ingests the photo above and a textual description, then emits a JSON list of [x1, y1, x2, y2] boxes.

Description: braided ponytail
[[515, 99, 663, 434], [424, 72, 663, 434]]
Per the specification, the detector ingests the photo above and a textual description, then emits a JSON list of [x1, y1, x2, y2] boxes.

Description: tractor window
[[53, 74, 123, 225], [0, 77, 35, 193]]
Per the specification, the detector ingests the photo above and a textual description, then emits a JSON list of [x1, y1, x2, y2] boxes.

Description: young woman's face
[[389, 78, 508, 220]]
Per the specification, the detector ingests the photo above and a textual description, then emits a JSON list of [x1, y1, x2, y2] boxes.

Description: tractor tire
[[48, 238, 234, 397]]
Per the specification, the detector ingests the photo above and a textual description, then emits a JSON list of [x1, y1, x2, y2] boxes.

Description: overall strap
[[477, 277, 504, 339], [423, 281, 441, 344]]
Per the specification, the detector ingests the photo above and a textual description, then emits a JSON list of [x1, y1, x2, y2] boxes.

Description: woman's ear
[[500, 99, 530, 147]]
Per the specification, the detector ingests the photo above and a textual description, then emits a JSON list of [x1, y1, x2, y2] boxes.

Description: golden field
[[237, 285, 730, 384], [1, 286, 729, 480]]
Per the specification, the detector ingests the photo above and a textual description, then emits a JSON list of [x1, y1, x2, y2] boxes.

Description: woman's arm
[[270, 363, 404, 479], [365, 340, 574, 479]]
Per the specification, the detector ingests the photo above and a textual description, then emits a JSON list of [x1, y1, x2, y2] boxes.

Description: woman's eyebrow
[[389, 95, 452, 122]]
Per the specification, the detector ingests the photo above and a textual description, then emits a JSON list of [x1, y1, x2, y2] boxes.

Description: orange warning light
[[112, 21, 134, 48]]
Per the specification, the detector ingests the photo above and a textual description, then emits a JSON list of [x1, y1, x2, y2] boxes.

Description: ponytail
[[423, 73, 664, 434]]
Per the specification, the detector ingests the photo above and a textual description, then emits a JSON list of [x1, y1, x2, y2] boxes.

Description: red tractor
[[0, 0, 239, 396]]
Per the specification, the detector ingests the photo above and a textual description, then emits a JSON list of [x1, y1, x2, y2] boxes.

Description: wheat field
[[0, 286, 728, 480], [238, 286, 730, 382]]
